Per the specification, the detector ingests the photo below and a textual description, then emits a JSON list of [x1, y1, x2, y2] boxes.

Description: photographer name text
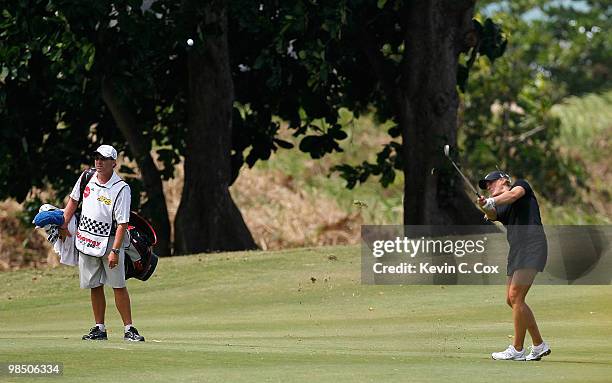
[[373, 262, 500, 274]]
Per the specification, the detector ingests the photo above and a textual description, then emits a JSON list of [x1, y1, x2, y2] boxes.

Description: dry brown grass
[[230, 166, 362, 250], [0, 200, 56, 271], [160, 156, 363, 250]]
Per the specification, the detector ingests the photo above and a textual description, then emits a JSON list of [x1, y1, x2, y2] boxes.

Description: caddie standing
[[60, 144, 145, 341]]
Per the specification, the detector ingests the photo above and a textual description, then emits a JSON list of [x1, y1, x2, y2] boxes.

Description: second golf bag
[[124, 211, 159, 281]]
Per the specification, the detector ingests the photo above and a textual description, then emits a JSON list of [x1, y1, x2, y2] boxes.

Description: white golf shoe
[[491, 345, 526, 361], [526, 341, 551, 361]]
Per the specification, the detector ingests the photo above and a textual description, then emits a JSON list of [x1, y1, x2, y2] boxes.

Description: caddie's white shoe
[[492, 345, 526, 360], [526, 341, 551, 361]]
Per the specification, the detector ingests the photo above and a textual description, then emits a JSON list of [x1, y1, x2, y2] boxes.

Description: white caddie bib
[[75, 173, 128, 257]]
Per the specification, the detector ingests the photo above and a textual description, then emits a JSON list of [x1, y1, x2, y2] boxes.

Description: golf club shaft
[[449, 160, 481, 198]]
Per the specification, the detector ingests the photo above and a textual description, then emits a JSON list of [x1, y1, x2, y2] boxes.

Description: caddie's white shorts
[[78, 236, 126, 289]]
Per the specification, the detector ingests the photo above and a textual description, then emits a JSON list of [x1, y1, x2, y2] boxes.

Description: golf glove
[[483, 197, 496, 212]]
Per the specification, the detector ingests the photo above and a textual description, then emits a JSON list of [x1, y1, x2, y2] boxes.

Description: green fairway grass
[[1, 246, 611, 382]]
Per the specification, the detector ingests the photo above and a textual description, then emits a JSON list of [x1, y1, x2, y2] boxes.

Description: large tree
[[2, 0, 509, 257], [395, 0, 485, 225], [229, 0, 506, 226], [0, 0, 261, 255], [173, 0, 257, 253]]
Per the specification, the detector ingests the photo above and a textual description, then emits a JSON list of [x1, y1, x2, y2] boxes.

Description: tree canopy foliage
[[459, 0, 610, 204], [0, 1, 182, 201], [1, 1, 607, 249]]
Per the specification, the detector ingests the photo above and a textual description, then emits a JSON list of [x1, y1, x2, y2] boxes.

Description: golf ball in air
[[187, 38, 194, 46]]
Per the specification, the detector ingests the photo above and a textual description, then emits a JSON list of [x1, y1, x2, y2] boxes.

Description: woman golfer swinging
[[477, 171, 551, 361]]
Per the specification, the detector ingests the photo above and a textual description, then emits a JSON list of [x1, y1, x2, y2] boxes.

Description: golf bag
[[124, 211, 159, 281], [78, 169, 158, 281]]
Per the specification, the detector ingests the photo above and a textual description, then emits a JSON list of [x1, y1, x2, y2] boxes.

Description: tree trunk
[[101, 78, 173, 256], [398, 0, 490, 228], [174, 2, 257, 254]]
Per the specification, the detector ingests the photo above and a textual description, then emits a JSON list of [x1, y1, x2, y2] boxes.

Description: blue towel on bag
[[33, 210, 65, 227]]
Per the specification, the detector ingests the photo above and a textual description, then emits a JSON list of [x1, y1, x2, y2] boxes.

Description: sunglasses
[[94, 154, 112, 161]]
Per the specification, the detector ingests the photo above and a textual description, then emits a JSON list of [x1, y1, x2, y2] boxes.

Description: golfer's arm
[[62, 197, 78, 228], [112, 223, 128, 249], [493, 186, 526, 206]]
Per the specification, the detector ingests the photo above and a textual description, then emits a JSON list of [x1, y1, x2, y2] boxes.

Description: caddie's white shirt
[[70, 171, 131, 257]]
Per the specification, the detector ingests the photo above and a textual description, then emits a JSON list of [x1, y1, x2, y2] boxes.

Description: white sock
[[125, 324, 133, 332], [96, 323, 106, 331], [533, 341, 545, 350]]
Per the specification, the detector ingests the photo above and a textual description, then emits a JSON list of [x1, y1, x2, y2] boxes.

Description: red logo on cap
[[84, 186, 91, 198]]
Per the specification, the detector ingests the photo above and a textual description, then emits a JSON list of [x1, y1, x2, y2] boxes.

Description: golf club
[[443, 144, 481, 198]]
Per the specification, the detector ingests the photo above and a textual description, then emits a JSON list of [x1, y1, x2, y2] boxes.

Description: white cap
[[94, 144, 117, 160]]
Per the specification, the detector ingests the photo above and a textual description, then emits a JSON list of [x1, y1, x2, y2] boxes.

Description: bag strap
[[78, 168, 96, 208]]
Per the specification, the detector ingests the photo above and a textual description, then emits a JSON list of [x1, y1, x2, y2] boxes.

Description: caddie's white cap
[[94, 144, 117, 160]]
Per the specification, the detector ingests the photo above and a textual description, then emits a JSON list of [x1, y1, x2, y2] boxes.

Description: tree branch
[[101, 77, 149, 160], [509, 125, 547, 143], [101, 76, 172, 256]]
